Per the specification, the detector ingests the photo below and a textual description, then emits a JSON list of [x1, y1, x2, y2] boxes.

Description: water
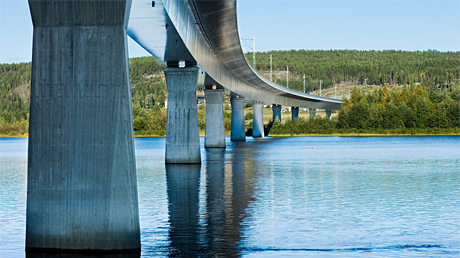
[[1, 136, 459, 257]]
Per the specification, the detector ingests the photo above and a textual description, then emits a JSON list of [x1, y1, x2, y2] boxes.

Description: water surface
[[1, 136, 459, 257]]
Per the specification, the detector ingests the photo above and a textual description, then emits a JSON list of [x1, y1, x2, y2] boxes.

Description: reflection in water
[[27, 252, 140, 258], [165, 164, 201, 257], [165, 146, 259, 257]]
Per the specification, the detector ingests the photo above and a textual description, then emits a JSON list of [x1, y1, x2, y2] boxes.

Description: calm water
[[1, 136, 459, 257]]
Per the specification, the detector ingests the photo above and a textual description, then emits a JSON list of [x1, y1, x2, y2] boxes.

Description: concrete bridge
[[25, 0, 341, 252]]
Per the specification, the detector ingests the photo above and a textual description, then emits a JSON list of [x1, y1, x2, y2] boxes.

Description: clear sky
[[0, 0, 459, 64]]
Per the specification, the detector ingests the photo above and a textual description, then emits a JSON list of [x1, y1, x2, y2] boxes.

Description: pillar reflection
[[165, 164, 201, 257], [27, 252, 140, 258]]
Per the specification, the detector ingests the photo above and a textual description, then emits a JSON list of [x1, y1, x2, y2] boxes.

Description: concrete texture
[[272, 104, 281, 122], [326, 109, 332, 119], [230, 96, 246, 141], [26, 0, 140, 251], [205, 89, 226, 148], [164, 66, 201, 163], [309, 108, 317, 117], [292, 107, 299, 120], [252, 100, 264, 138]]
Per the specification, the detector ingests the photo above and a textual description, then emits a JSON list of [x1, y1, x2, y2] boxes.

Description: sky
[[0, 0, 459, 64]]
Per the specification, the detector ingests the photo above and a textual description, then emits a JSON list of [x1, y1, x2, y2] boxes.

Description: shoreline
[[3, 133, 459, 138]]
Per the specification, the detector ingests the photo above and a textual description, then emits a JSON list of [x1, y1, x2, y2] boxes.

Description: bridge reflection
[[165, 139, 274, 257]]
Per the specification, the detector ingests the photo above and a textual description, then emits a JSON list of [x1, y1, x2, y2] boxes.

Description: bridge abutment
[[230, 95, 246, 141], [26, 0, 140, 252], [205, 89, 226, 148], [309, 108, 317, 117], [291, 107, 299, 120], [272, 104, 281, 122], [252, 100, 264, 138], [165, 66, 201, 163]]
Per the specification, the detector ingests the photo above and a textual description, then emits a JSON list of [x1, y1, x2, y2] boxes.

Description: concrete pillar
[[165, 66, 201, 164], [252, 100, 264, 138], [205, 89, 226, 148], [309, 108, 317, 117], [272, 104, 281, 122], [26, 0, 140, 251], [291, 107, 299, 120], [326, 109, 332, 119], [230, 95, 246, 141]]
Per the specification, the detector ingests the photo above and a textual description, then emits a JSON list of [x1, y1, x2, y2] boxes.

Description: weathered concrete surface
[[166, 164, 201, 255], [205, 89, 226, 148], [272, 104, 281, 122], [165, 66, 201, 164], [309, 108, 317, 117], [326, 109, 332, 119], [252, 100, 264, 138], [292, 107, 299, 120], [26, 0, 140, 251], [230, 95, 246, 141]]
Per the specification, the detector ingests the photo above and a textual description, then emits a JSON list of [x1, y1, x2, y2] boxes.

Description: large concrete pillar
[[165, 66, 201, 164], [26, 0, 140, 251], [230, 94, 246, 141], [204, 73, 226, 148], [291, 107, 299, 120], [326, 109, 332, 119], [252, 100, 264, 138], [309, 108, 317, 117], [272, 104, 281, 122]]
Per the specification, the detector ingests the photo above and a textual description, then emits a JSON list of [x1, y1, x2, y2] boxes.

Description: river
[[1, 136, 459, 257]]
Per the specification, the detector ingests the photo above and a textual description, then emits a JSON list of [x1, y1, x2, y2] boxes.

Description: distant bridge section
[[128, 0, 342, 110]]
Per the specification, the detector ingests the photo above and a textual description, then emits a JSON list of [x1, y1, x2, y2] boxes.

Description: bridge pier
[[309, 108, 317, 117], [230, 94, 246, 141], [291, 107, 299, 120], [205, 88, 226, 148], [326, 109, 332, 119], [252, 100, 264, 138], [165, 66, 201, 164], [26, 0, 140, 252], [272, 104, 281, 122]]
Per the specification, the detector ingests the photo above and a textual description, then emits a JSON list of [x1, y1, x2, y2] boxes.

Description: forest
[[1, 50, 459, 136], [246, 49, 459, 93]]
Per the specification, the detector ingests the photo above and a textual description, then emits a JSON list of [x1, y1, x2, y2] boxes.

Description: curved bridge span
[[128, 0, 342, 110]]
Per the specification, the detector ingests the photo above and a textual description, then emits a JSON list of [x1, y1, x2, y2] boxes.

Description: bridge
[[25, 0, 341, 252]]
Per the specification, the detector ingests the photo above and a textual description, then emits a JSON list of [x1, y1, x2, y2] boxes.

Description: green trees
[[337, 85, 460, 131], [246, 49, 459, 94]]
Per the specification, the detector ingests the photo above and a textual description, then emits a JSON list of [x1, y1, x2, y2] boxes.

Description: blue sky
[[0, 0, 459, 64]]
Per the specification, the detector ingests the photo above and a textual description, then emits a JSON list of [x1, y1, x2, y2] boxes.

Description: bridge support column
[[230, 95, 246, 141], [205, 89, 226, 148], [26, 0, 140, 251], [291, 107, 299, 120], [309, 108, 317, 117], [165, 66, 201, 163], [326, 109, 332, 119], [252, 100, 264, 138], [272, 104, 281, 122]]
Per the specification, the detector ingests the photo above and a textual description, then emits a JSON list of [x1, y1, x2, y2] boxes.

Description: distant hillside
[[245, 49, 460, 93]]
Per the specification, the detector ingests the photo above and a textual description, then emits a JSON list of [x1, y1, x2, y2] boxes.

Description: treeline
[[0, 62, 31, 135], [270, 85, 460, 135], [246, 49, 460, 93]]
